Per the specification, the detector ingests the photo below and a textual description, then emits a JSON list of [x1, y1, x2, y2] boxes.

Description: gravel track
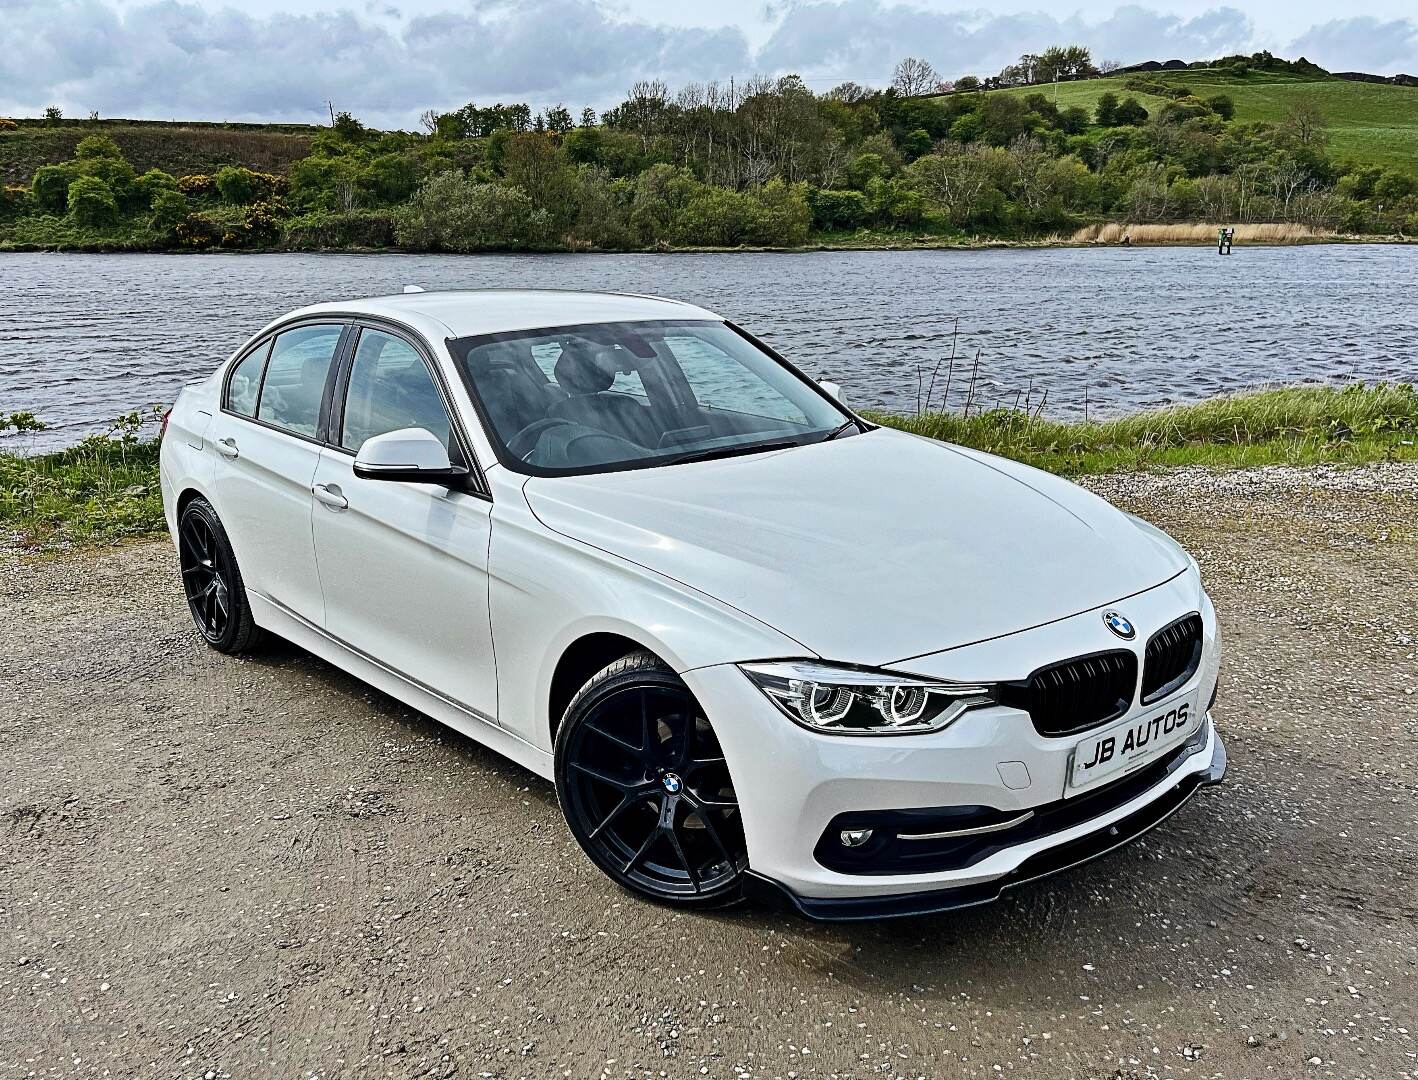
[[2, 463, 1416, 1080]]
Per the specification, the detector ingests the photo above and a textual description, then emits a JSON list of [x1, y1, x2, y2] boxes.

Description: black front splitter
[[745, 735, 1227, 922]]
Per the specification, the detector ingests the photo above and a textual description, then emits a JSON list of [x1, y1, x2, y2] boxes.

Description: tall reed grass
[[1069, 222, 1333, 244]]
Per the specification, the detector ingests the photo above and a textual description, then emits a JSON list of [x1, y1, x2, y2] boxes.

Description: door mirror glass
[[353, 427, 467, 485]]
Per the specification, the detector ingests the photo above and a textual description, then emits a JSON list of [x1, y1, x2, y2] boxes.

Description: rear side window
[[340, 329, 453, 453], [226, 341, 270, 417], [256, 324, 344, 438]]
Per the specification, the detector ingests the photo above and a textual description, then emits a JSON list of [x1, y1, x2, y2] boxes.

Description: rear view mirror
[[818, 380, 845, 406], [353, 427, 468, 485]]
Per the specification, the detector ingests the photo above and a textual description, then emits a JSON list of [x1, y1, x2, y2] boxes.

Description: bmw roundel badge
[[1102, 610, 1136, 639]]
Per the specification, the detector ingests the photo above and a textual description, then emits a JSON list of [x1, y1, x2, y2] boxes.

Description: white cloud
[[1287, 17, 1418, 73], [0, 0, 1413, 128]]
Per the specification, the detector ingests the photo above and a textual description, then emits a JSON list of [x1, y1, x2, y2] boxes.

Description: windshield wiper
[[661, 439, 804, 466]]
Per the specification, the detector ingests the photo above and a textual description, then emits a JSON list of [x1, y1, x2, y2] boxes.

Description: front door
[[207, 322, 347, 625], [309, 325, 498, 722]]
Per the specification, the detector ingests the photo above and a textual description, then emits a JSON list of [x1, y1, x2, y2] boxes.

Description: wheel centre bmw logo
[[1102, 610, 1136, 639], [661, 773, 682, 794]]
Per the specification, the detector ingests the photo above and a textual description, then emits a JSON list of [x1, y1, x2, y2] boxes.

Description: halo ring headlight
[[740, 661, 996, 736]]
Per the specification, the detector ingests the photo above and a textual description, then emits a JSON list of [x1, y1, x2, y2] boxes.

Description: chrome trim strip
[[256, 592, 497, 727], [897, 810, 1036, 842]]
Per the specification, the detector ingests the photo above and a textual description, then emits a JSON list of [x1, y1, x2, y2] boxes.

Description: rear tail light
[[159, 407, 172, 441]]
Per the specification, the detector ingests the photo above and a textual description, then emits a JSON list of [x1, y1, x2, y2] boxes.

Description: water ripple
[[1, 246, 1415, 450]]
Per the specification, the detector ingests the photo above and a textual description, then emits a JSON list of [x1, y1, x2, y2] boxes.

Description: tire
[[177, 497, 262, 655], [555, 650, 748, 909]]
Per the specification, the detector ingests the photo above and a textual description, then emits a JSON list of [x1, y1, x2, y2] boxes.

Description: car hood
[[522, 428, 1188, 666]]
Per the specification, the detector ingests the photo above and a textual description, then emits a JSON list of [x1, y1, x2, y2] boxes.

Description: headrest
[[478, 341, 527, 370], [554, 339, 616, 396], [302, 351, 329, 383]]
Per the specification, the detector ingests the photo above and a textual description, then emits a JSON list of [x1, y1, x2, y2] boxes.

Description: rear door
[[309, 323, 498, 722], [206, 321, 348, 625]]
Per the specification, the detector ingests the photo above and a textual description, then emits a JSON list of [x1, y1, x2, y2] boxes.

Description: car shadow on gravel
[[233, 628, 1258, 990]]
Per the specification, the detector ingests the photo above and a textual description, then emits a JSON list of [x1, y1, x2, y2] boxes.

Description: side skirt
[[249, 591, 554, 781]]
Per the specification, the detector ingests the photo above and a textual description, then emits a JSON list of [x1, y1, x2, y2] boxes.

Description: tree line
[[2, 50, 1415, 252]]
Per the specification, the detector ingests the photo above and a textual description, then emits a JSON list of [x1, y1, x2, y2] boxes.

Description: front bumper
[[678, 573, 1224, 920], [746, 728, 1226, 920]]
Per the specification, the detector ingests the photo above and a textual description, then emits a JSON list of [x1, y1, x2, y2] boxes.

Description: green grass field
[[3, 385, 1414, 550], [997, 70, 1418, 171]]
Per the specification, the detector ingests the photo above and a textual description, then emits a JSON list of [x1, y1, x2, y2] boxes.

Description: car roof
[[287, 289, 722, 339]]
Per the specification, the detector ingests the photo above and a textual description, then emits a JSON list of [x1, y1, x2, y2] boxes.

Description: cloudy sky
[[4, 0, 1416, 128]]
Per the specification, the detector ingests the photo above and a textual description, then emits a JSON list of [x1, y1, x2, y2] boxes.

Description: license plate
[[1068, 694, 1199, 792]]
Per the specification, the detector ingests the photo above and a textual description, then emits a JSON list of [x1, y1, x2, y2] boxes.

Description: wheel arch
[[547, 631, 669, 743]]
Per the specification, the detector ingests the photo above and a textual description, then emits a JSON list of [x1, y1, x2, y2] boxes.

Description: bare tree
[[419, 109, 439, 134], [1098, 59, 1123, 73], [826, 81, 872, 103], [892, 57, 940, 97], [1280, 100, 1326, 148], [1268, 157, 1310, 215]]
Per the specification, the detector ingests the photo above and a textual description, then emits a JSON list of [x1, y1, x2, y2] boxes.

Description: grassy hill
[[0, 120, 316, 185], [995, 70, 1418, 170]]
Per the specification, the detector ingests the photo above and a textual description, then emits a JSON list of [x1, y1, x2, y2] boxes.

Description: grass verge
[[2, 384, 1415, 551], [870, 383, 1418, 475]]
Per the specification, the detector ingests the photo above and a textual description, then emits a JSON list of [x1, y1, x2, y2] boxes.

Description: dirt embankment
[[2, 463, 1416, 1079]]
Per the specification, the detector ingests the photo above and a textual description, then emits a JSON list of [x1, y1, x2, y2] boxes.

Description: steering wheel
[[507, 417, 576, 459]]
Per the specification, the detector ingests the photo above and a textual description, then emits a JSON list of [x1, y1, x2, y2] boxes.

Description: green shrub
[[66, 175, 118, 226], [32, 163, 78, 212], [148, 188, 189, 231], [214, 165, 259, 205], [288, 155, 361, 211], [133, 168, 179, 210], [668, 180, 811, 247], [361, 153, 418, 205], [1095, 92, 1120, 127], [1206, 94, 1236, 121], [808, 188, 869, 230], [1114, 97, 1150, 127], [281, 209, 398, 249], [1374, 171, 1416, 201], [74, 134, 123, 161], [395, 171, 550, 251]]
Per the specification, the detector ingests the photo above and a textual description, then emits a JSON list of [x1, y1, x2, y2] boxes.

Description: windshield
[[448, 319, 853, 475]]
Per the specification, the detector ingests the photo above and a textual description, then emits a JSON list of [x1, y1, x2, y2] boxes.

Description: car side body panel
[[485, 472, 810, 754]]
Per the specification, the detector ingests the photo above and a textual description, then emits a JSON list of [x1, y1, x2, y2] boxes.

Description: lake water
[[2, 245, 1415, 450]]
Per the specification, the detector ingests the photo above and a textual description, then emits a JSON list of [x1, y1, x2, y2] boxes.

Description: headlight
[[739, 660, 995, 736]]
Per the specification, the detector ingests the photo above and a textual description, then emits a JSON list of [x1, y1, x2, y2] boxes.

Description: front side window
[[340, 329, 453, 453], [256, 324, 344, 438], [450, 320, 850, 475], [226, 340, 271, 417]]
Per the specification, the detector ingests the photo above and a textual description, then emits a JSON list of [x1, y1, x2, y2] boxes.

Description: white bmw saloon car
[[159, 289, 1225, 920]]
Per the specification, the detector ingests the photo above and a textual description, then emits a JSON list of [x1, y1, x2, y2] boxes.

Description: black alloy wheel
[[556, 651, 748, 907], [177, 498, 260, 655]]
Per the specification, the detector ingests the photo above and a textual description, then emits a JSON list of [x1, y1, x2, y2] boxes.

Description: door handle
[[215, 437, 239, 459], [313, 483, 349, 511]]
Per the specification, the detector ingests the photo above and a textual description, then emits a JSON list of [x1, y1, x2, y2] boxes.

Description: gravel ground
[[2, 463, 1416, 1080]]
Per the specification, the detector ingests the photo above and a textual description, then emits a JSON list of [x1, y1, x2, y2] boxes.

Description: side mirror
[[353, 427, 469, 485], [819, 380, 845, 406]]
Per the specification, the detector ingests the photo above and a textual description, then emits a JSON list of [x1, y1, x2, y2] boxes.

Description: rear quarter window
[[226, 341, 271, 417]]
